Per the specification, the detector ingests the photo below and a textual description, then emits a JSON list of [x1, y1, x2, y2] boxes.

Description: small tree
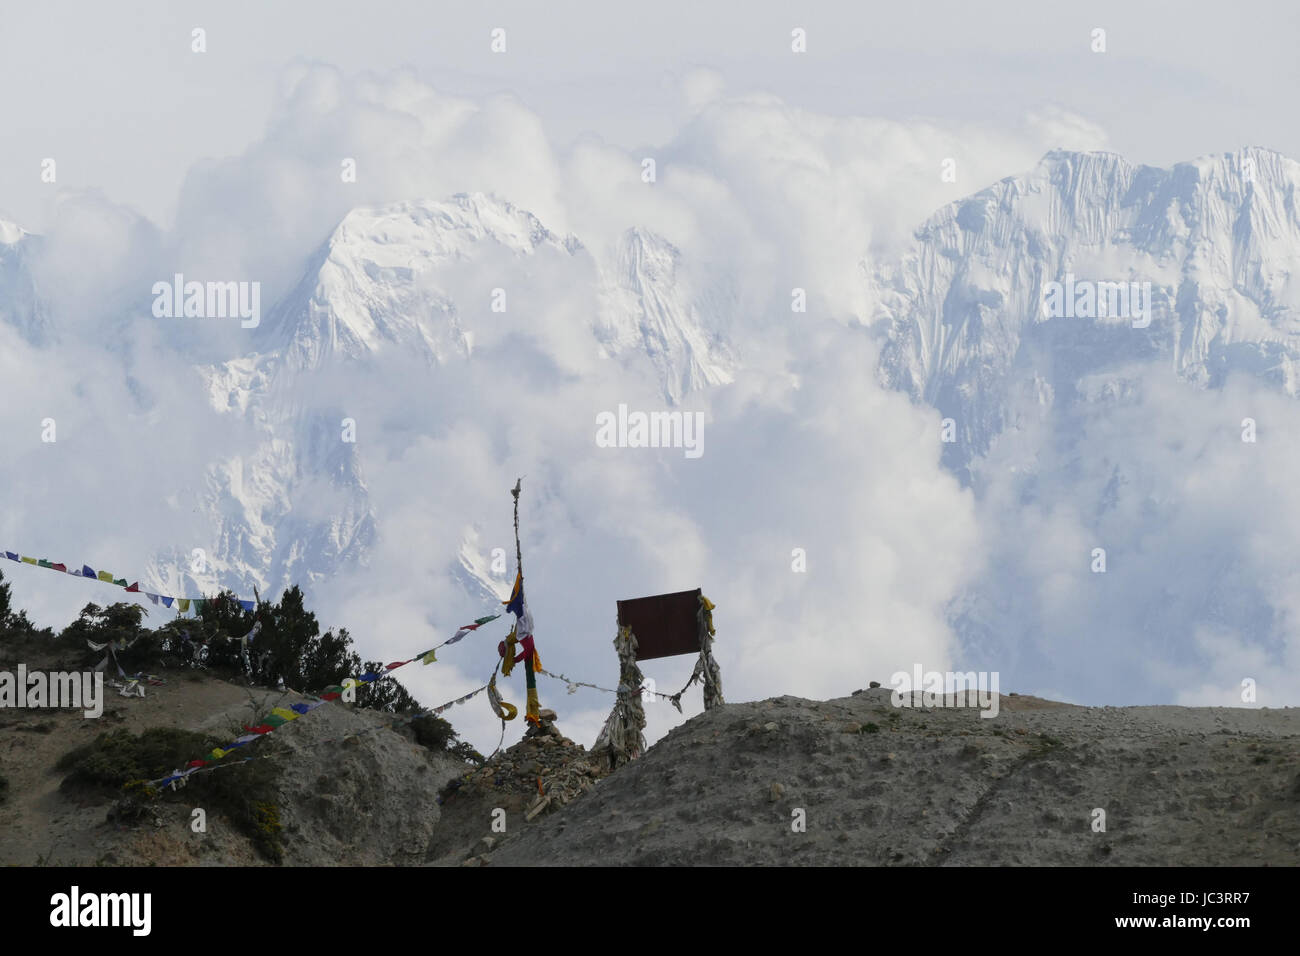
[[0, 569, 37, 636], [0, 569, 11, 625], [301, 626, 362, 693], [358, 662, 419, 713], [60, 602, 152, 665]]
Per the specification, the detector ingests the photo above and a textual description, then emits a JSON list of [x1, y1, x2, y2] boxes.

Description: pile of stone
[[448, 709, 611, 822]]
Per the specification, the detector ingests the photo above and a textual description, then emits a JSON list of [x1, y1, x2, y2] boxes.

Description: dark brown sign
[[616, 588, 704, 661]]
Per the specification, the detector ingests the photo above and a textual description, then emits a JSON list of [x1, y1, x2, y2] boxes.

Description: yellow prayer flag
[[501, 629, 518, 677], [700, 594, 717, 636]]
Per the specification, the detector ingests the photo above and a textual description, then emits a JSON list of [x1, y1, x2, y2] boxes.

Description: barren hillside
[[479, 689, 1300, 866], [4, 622, 1296, 867]]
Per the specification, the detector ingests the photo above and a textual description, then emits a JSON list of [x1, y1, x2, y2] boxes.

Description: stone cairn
[[451, 708, 611, 825]]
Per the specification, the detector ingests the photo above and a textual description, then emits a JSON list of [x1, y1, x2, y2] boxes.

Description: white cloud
[[964, 368, 1300, 707]]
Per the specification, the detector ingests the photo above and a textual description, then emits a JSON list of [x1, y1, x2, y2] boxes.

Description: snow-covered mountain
[[0, 221, 51, 346], [185, 193, 737, 599], [873, 147, 1300, 479], [596, 227, 736, 403], [254, 194, 581, 372]]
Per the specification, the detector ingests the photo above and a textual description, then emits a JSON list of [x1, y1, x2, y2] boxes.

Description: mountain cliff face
[[596, 227, 737, 403], [873, 147, 1300, 478]]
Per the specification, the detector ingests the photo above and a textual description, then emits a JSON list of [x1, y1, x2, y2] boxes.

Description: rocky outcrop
[[428, 709, 614, 865]]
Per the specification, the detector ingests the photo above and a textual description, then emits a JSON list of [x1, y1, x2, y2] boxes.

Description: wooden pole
[[511, 478, 523, 579]]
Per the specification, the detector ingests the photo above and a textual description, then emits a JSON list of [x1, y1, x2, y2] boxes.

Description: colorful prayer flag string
[[146, 683, 492, 789], [1, 548, 255, 612]]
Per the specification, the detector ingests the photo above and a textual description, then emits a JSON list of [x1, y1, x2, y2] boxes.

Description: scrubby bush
[[56, 727, 211, 789], [59, 602, 155, 668], [410, 714, 456, 750], [58, 728, 286, 863], [250, 802, 284, 864], [411, 715, 484, 765]]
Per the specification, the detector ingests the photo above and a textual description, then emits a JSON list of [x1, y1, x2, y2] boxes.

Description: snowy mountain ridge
[[5, 150, 1300, 616], [872, 146, 1300, 477]]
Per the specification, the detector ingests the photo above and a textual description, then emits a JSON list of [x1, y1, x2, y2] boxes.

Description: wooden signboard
[[616, 588, 703, 662]]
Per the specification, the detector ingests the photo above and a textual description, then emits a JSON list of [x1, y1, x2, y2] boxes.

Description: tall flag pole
[[502, 478, 542, 726]]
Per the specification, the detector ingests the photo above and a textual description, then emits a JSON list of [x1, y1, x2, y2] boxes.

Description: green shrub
[[1029, 733, 1065, 758], [358, 662, 419, 713], [410, 715, 483, 765], [108, 779, 160, 825], [449, 741, 485, 765], [410, 715, 456, 750], [250, 802, 284, 864], [57, 727, 217, 790], [58, 728, 286, 863]]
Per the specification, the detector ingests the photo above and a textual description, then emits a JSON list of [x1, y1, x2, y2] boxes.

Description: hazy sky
[[2, 0, 1296, 232]]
